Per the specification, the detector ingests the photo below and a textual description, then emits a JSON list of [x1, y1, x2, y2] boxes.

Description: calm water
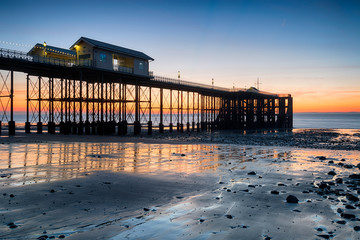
[[294, 113, 360, 129], [5, 112, 360, 130]]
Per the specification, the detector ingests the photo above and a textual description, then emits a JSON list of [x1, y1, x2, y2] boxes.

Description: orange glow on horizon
[[12, 89, 360, 113]]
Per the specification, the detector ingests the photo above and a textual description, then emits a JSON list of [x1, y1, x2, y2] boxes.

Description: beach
[[1, 129, 360, 240]]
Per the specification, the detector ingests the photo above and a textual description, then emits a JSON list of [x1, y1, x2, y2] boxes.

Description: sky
[[0, 0, 359, 112]]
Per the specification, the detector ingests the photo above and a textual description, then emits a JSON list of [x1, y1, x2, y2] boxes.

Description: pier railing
[[0, 47, 287, 96]]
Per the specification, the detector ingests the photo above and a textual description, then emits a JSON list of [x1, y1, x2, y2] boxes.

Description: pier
[[0, 38, 292, 136]]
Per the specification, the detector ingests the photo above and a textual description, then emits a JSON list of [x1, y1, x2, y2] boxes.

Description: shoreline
[[1, 128, 359, 151], [1, 129, 360, 239]]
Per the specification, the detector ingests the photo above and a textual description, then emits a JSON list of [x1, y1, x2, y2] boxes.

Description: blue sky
[[1, 0, 359, 111]]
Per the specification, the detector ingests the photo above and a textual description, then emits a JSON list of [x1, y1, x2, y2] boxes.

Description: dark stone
[[344, 164, 353, 169], [286, 195, 299, 203], [317, 156, 326, 160], [271, 190, 279, 195], [337, 208, 343, 213], [335, 178, 343, 184], [317, 235, 330, 239], [346, 193, 359, 202], [341, 212, 356, 219], [50, 189, 55, 193], [7, 222, 18, 229], [317, 228, 323, 232], [225, 214, 233, 219], [227, 189, 231, 192], [349, 174, 360, 179], [328, 160, 334, 164], [354, 226, 360, 231], [9, 194, 15, 198], [199, 219, 205, 223], [248, 171, 256, 175], [143, 208, 150, 211], [181, 154, 186, 156], [38, 235, 48, 240], [328, 171, 336, 176], [345, 204, 356, 209], [219, 182, 224, 184], [59, 235, 65, 239], [318, 182, 329, 190], [336, 220, 346, 224]]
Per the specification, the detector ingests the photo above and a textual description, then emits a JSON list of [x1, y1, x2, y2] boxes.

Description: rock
[[181, 154, 186, 156], [143, 208, 150, 211], [318, 182, 329, 190], [7, 222, 18, 229], [9, 194, 15, 198], [219, 182, 224, 184], [335, 178, 343, 184], [354, 226, 360, 231], [286, 195, 299, 203], [344, 164, 353, 169], [336, 220, 346, 224], [225, 214, 233, 219], [345, 204, 356, 209], [50, 189, 55, 193], [103, 182, 111, 184], [349, 174, 360, 179], [248, 171, 256, 175], [271, 190, 279, 195], [317, 234, 330, 239], [38, 235, 48, 240], [199, 219, 205, 223], [328, 171, 336, 176], [317, 156, 327, 160], [341, 212, 356, 219], [346, 193, 359, 202], [317, 228, 323, 232], [337, 208, 343, 213], [59, 235, 65, 239], [328, 160, 334, 164]]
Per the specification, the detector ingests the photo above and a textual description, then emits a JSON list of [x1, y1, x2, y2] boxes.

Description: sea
[[294, 112, 360, 129], [3, 112, 360, 130]]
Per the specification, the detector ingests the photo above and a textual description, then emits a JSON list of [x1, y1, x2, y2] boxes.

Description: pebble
[[328, 171, 336, 176], [7, 222, 18, 229], [9, 194, 15, 198], [143, 208, 150, 211], [248, 171, 256, 175], [181, 154, 186, 156], [317, 235, 330, 239], [335, 178, 343, 184], [354, 226, 360, 231], [346, 193, 359, 202], [59, 235, 65, 239], [341, 212, 356, 219], [317, 156, 327, 160], [271, 190, 279, 195], [345, 204, 356, 209], [286, 195, 299, 203], [336, 220, 346, 224], [225, 214, 233, 219], [50, 189, 55, 193]]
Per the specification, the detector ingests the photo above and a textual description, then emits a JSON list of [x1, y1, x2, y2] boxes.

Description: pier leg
[[9, 70, 15, 135], [148, 121, 152, 135]]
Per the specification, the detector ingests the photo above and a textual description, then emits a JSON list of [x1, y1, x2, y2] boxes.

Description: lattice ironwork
[[0, 70, 10, 122]]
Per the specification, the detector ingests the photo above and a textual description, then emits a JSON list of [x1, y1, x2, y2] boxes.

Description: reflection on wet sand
[[0, 142, 294, 187]]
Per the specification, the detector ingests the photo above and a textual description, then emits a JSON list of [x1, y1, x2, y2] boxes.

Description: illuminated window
[[139, 62, 144, 70], [100, 52, 107, 62]]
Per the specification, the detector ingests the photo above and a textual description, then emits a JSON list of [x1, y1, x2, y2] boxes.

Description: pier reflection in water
[[0, 142, 289, 187]]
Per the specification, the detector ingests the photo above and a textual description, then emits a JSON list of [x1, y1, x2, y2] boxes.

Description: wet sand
[[1, 130, 360, 239]]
